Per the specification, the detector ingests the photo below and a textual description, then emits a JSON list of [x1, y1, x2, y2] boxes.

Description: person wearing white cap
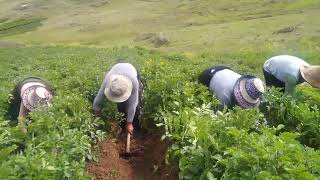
[[198, 66, 265, 109], [8, 77, 54, 133], [93, 63, 143, 135], [263, 55, 320, 92]]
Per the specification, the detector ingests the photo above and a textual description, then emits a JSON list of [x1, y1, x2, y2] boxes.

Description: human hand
[[126, 122, 134, 135]]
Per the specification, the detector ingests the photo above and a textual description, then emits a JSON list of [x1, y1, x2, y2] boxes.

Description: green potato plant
[[0, 46, 320, 179]]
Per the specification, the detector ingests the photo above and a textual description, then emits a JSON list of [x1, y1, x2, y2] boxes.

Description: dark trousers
[[198, 66, 231, 87], [263, 69, 285, 92], [117, 98, 142, 130], [117, 71, 143, 130]]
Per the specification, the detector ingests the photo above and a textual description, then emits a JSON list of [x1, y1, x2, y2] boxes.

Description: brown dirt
[[86, 131, 178, 180]]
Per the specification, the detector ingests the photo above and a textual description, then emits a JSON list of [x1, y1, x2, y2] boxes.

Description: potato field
[[0, 46, 319, 179]]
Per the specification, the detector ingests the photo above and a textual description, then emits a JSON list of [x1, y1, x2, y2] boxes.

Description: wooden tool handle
[[126, 133, 131, 153]]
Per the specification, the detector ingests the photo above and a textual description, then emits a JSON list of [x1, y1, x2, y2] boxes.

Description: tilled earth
[[86, 131, 178, 180]]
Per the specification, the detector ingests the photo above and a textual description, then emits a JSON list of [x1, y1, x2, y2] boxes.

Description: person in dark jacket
[[199, 66, 265, 109], [93, 63, 143, 135], [8, 77, 54, 133], [263, 55, 320, 92]]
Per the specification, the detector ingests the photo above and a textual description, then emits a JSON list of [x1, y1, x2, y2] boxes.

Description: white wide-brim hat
[[21, 85, 53, 111], [104, 75, 133, 103], [233, 76, 265, 108], [300, 65, 320, 88]]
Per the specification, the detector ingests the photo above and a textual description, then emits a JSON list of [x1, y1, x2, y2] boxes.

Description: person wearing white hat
[[198, 66, 265, 109], [93, 63, 144, 135], [263, 55, 320, 92], [8, 77, 54, 133]]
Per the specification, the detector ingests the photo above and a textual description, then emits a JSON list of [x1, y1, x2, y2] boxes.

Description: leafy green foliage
[[261, 88, 320, 148], [0, 46, 320, 179], [161, 101, 320, 179], [144, 51, 320, 179]]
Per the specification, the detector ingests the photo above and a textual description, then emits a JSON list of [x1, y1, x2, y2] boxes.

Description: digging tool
[[126, 132, 131, 154]]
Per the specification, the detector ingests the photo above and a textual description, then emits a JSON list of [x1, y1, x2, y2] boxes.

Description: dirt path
[[86, 131, 178, 180]]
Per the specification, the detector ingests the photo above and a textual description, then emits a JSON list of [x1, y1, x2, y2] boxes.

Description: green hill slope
[[1, 0, 320, 52]]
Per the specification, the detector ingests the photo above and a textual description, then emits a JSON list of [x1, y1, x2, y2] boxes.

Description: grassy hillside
[[0, 0, 320, 52]]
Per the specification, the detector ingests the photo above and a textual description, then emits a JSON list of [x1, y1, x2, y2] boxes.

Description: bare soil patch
[[86, 132, 178, 180]]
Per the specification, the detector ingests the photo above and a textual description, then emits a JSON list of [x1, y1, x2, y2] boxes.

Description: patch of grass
[[287, 0, 320, 10], [0, 18, 8, 24], [0, 18, 45, 37], [0, 0, 319, 53]]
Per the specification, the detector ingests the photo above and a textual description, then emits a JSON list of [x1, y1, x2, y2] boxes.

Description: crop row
[[0, 46, 319, 179]]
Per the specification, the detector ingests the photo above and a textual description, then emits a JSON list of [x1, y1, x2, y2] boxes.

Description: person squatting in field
[[7, 77, 54, 133], [263, 55, 320, 93], [199, 66, 265, 109], [93, 63, 144, 135]]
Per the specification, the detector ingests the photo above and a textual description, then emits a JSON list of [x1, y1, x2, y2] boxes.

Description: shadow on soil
[[86, 131, 178, 180]]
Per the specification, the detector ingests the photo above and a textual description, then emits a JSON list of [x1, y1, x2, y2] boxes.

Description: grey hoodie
[[93, 63, 139, 122]]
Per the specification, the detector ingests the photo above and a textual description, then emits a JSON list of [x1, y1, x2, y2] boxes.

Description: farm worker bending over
[[93, 63, 143, 135], [8, 77, 54, 133], [263, 55, 320, 93], [198, 66, 265, 109]]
